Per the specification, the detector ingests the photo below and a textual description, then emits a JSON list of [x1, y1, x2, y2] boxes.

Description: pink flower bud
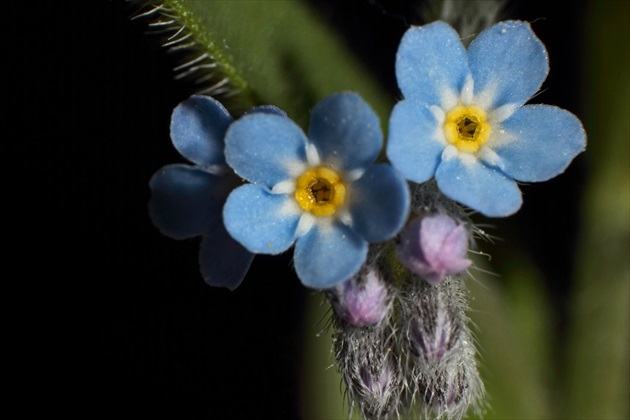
[[331, 266, 391, 327], [397, 214, 472, 284]]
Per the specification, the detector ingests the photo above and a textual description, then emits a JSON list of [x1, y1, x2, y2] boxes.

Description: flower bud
[[419, 367, 475, 417], [334, 327, 404, 419], [396, 214, 472, 285], [403, 277, 484, 419], [329, 265, 391, 327]]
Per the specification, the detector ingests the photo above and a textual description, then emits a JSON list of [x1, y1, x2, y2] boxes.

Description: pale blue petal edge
[[348, 164, 410, 242], [495, 105, 586, 182], [225, 113, 307, 188], [308, 92, 382, 171], [244, 105, 287, 117], [386, 99, 444, 183], [294, 222, 367, 289], [468, 21, 549, 109], [223, 184, 299, 254], [396, 21, 469, 105], [148, 164, 223, 239], [170, 95, 232, 166], [435, 156, 523, 217], [199, 223, 255, 290]]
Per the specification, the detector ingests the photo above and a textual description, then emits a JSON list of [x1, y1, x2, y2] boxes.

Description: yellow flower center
[[294, 166, 346, 217], [444, 105, 491, 153]]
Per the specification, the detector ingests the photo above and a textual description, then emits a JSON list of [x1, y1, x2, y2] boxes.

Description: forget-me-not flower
[[387, 21, 586, 217], [222, 92, 410, 289], [149, 95, 258, 290]]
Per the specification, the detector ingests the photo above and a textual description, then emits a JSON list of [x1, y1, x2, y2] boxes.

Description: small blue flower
[[149, 95, 260, 290], [387, 21, 586, 217], [223, 92, 410, 289]]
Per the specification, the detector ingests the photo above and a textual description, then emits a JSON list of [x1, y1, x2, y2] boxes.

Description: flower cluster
[[150, 20, 585, 291], [148, 18, 586, 419]]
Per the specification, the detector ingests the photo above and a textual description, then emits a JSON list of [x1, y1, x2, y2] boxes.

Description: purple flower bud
[[420, 368, 473, 416], [403, 277, 485, 419], [405, 277, 464, 365], [333, 326, 404, 418], [408, 306, 460, 363], [397, 214, 472, 285], [330, 266, 391, 327], [359, 364, 394, 398], [354, 358, 401, 418]]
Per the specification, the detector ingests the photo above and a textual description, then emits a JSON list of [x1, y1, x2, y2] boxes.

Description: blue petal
[[468, 21, 548, 108], [170, 95, 232, 166], [435, 155, 522, 217], [294, 222, 368, 289], [386, 99, 444, 183], [395, 22, 469, 105], [149, 164, 224, 239], [225, 113, 307, 188], [495, 105, 586, 182], [308, 92, 382, 171], [199, 223, 255, 290], [348, 164, 410, 242], [223, 184, 299, 254]]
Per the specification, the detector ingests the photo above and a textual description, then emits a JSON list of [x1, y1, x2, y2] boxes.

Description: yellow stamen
[[444, 105, 492, 153], [294, 166, 346, 217]]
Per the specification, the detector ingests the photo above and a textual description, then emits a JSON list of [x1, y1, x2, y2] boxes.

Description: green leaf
[[143, 0, 393, 129], [185, 0, 392, 126], [134, 0, 261, 112]]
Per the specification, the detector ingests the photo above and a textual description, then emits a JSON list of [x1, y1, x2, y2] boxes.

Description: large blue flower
[[149, 95, 257, 290], [223, 92, 410, 289], [387, 21, 586, 217]]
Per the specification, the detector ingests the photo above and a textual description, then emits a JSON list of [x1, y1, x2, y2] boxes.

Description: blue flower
[[387, 21, 586, 217], [222, 92, 410, 289], [149, 95, 259, 290]]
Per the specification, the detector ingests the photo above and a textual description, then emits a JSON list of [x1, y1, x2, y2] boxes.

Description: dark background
[[13, 0, 588, 418]]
